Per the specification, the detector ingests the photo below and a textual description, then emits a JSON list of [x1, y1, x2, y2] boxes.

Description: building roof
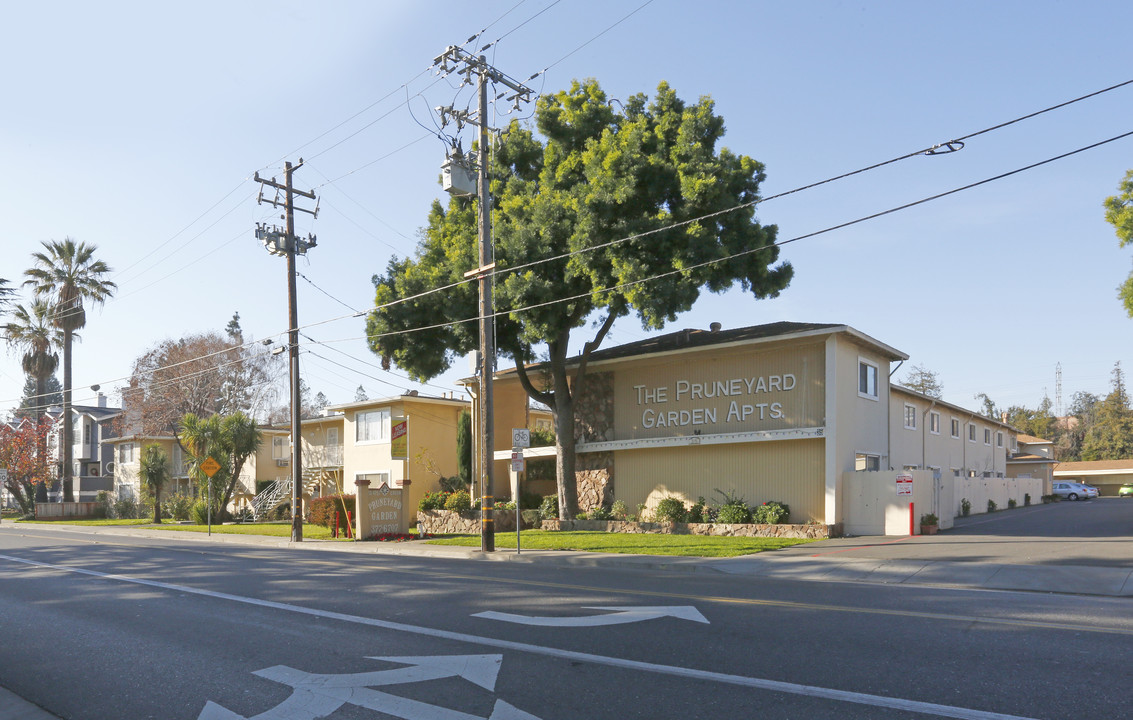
[[327, 392, 469, 413], [1007, 454, 1056, 464], [476, 321, 907, 383], [1016, 433, 1052, 445], [1054, 459, 1133, 475]]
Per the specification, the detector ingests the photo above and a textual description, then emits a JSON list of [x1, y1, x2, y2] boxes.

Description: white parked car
[[1052, 481, 1095, 501]]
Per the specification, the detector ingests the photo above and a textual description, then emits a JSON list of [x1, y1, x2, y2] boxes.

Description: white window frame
[[118, 442, 135, 464], [855, 453, 881, 472], [984, 428, 992, 446], [272, 436, 289, 459], [968, 424, 977, 443], [858, 358, 879, 400], [929, 411, 941, 435], [355, 408, 391, 445], [903, 404, 917, 430], [950, 417, 960, 439], [996, 431, 1004, 448]]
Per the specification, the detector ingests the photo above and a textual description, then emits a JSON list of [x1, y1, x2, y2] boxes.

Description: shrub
[[960, 498, 971, 516], [520, 509, 541, 527], [162, 493, 194, 521], [190, 501, 210, 525], [418, 491, 450, 512], [231, 507, 254, 523], [496, 499, 517, 511], [588, 505, 611, 521], [309, 494, 356, 527], [445, 490, 472, 513], [1024, 493, 1031, 506], [987, 499, 997, 513], [1007, 498, 1017, 509], [714, 489, 751, 524], [920, 513, 939, 525], [267, 502, 291, 521], [686, 497, 707, 524], [717, 502, 752, 524], [520, 492, 543, 510], [539, 494, 559, 520], [654, 497, 688, 523], [575, 511, 589, 520], [636, 503, 648, 521], [753, 501, 790, 524], [94, 491, 113, 519], [114, 497, 138, 520], [610, 500, 629, 520]]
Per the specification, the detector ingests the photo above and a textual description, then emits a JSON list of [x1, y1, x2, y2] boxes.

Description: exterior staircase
[[251, 467, 339, 520]]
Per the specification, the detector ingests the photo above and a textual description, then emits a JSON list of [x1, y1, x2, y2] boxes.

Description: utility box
[[442, 157, 477, 196]]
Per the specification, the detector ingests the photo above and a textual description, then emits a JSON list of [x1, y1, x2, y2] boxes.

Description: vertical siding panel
[[615, 439, 826, 522]]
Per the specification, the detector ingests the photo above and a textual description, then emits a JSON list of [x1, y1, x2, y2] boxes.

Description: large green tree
[[176, 411, 261, 521], [1081, 362, 1133, 460], [24, 238, 116, 502], [367, 80, 791, 517], [1104, 169, 1133, 315]]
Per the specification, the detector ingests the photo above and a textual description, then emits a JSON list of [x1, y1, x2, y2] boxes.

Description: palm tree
[[218, 412, 262, 515], [139, 444, 171, 524], [24, 238, 116, 502], [177, 413, 229, 518], [4, 300, 63, 502]]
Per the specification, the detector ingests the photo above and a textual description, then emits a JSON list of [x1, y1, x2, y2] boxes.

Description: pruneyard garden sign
[[355, 478, 409, 539], [613, 343, 826, 440]]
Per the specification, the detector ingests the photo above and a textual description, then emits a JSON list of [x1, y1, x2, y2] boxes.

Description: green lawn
[[15, 518, 344, 540], [426, 530, 815, 557]]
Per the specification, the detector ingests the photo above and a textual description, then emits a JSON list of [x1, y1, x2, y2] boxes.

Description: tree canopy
[[901, 364, 943, 399], [366, 79, 791, 516], [1104, 169, 1133, 315]]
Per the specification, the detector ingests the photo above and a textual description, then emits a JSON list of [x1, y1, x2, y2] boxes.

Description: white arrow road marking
[[198, 655, 540, 720], [472, 605, 709, 627], [0, 553, 1037, 720]]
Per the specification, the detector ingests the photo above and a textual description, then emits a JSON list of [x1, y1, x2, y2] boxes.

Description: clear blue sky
[[2, 0, 1131, 419]]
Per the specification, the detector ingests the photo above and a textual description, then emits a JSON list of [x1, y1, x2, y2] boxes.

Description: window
[[356, 409, 391, 444], [951, 418, 960, 438], [952, 468, 961, 477], [858, 359, 879, 399], [855, 453, 880, 471], [118, 443, 135, 464], [903, 404, 917, 430], [968, 424, 976, 442], [997, 431, 1004, 448], [984, 428, 992, 446], [272, 436, 289, 459], [357, 471, 392, 488], [930, 412, 941, 434]]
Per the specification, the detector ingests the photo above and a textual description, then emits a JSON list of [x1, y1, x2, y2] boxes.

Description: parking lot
[[799, 496, 1133, 568]]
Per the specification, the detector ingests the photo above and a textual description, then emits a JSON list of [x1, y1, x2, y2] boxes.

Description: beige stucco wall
[[827, 335, 895, 524], [889, 389, 1011, 481], [842, 469, 938, 536]]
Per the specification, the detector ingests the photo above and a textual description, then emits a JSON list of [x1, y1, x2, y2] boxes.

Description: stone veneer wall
[[541, 518, 840, 539], [573, 371, 615, 512], [417, 509, 520, 535]]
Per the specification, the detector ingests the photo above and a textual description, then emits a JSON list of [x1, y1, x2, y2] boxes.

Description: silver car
[[1052, 481, 1094, 501]]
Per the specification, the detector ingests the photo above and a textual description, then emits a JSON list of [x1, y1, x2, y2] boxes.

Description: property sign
[[366, 482, 405, 536], [200, 456, 221, 478], [896, 474, 913, 496], [510, 451, 525, 473], [512, 428, 530, 449], [390, 419, 408, 460]]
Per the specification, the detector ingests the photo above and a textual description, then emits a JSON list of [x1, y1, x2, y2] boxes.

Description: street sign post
[[201, 456, 222, 535]]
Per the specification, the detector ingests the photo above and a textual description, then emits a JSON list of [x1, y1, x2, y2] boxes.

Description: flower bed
[[540, 518, 839, 539]]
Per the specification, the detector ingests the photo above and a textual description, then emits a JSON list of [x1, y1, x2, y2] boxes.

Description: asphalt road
[[1, 520, 1130, 720]]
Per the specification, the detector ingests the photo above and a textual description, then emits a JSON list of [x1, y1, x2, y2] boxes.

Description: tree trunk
[[551, 358, 578, 520], [34, 376, 49, 507], [62, 327, 74, 503]]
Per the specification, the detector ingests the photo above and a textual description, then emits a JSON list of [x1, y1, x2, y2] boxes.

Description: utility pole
[[254, 160, 318, 543], [434, 45, 532, 552]]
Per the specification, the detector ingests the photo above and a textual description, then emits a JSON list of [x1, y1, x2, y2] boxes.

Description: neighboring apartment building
[[1007, 433, 1057, 493], [44, 393, 122, 502]]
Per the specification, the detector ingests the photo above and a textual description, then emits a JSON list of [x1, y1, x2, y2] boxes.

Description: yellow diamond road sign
[[200, 457, 222, 478]]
